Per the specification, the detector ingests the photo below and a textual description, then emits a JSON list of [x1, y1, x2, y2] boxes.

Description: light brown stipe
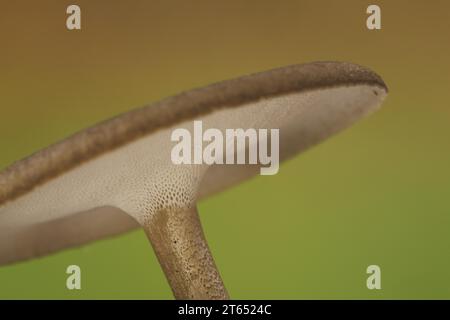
[[144, 206, 228, 300]]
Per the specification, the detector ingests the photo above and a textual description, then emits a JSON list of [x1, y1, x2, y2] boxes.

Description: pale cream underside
[[0, 85, 386, 264]]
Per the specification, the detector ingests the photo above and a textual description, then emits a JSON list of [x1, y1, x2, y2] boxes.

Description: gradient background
[[0, 0, 449, 299]]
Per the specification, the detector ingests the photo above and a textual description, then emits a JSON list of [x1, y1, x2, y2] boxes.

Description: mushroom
[[0, 62, 388, 299]]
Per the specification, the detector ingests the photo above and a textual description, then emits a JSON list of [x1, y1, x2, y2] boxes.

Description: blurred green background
[[1, 0, 449, 299]]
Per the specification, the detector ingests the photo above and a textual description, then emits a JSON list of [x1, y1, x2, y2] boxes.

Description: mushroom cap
[[0, 62, 387, 265]]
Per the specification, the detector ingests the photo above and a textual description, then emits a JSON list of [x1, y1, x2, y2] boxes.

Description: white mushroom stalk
[[0, 62, 388, 299]]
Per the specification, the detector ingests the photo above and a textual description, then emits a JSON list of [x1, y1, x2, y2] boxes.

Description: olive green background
[[1, 0, 449, 299]]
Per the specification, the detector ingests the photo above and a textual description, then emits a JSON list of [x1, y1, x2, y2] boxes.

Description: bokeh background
[[1, 0, 449, 299]]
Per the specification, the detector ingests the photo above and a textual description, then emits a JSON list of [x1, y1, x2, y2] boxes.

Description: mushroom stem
[[143, 205, 229, 300]]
